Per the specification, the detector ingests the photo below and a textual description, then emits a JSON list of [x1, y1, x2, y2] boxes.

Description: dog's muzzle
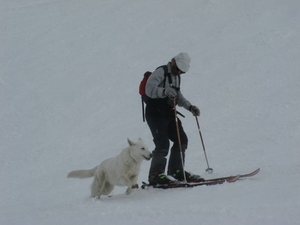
[[143, 154, 153, 160]]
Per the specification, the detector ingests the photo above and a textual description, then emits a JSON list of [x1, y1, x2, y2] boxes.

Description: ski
[[203, 168, 260, 183], [141, 168, 260, 189], [141, 179, 223, 189], [164, 168, 260, 184], [141, 175, 239, 189]]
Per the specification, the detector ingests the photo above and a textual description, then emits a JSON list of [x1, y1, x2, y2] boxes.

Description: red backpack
[[139, 71, 153, 102]]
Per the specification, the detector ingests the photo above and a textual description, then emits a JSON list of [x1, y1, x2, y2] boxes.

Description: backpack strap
[[157, 65, 171, 88], [160, 65, 181, 91]]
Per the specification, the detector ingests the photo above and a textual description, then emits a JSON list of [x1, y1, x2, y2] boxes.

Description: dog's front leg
[[126, 187, 132, 195], [130, 175, 139, 188], [120, 175, 136, 195]]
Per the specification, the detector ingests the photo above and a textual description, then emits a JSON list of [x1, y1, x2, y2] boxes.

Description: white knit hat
[[174, 52, 191, 72]]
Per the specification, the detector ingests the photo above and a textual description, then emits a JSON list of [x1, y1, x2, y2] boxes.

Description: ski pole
[[195, 116, 213, 173], [173, 98, 187, 184]]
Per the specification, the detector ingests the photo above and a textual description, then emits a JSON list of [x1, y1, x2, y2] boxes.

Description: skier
[[145, 52, 203, 185]]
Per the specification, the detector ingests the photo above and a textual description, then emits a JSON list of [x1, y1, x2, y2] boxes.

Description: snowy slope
[[1, 0, 300, 224]]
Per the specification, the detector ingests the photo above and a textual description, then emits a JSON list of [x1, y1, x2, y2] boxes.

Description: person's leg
[[167, 118, 188, 176], [146, 115, 170, 180]]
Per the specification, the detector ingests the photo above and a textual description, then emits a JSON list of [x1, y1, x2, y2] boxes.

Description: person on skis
[[145, 52, 203, 185]]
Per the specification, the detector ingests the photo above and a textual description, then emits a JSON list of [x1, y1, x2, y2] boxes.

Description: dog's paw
[[132, 184, 139, 189], [126, 187, 132, 195], [91, 195, 101, 200]]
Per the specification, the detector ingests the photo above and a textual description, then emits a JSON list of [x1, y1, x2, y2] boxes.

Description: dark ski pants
[[146, 113, 188, 180]]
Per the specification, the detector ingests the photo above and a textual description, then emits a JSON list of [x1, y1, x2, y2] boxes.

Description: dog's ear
[[127, 138, 135, 146]]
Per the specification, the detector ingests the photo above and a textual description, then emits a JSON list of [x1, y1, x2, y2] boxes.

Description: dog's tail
[[67, 167, 97, 179]]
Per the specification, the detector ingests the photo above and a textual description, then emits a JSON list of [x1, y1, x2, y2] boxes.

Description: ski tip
[[253, 168, 260, 175], [245, 168, 260, 177], [252, 168, 260, 176]]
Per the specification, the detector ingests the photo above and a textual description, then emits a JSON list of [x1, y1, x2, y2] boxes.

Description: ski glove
[[163, 87, 178, 99], [189, 105, 200, 116]]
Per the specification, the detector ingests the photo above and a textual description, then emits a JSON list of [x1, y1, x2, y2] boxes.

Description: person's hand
[[163, 87, 177, 99], [190, 105, 200, 116]]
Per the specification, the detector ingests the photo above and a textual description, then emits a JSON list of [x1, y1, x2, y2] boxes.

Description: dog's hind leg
[[90, 170, 105, 198], [101, 182, 114, 196]]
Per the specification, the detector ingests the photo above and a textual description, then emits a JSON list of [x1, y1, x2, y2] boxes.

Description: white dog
[[67, 138, 152, 198]]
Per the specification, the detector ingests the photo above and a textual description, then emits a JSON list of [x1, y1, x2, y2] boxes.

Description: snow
[[1, 0, 300, 224]]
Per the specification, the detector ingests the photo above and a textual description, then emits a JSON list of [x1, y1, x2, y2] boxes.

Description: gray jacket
[[145, 63, 192, 110]]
